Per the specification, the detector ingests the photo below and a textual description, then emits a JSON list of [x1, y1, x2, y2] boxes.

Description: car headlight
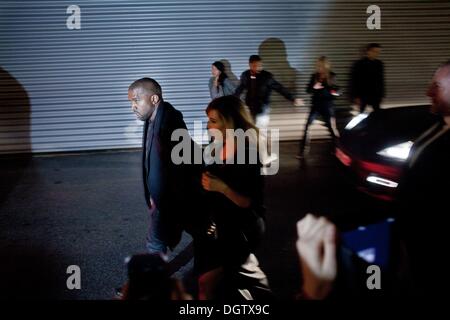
[[376, 141, 413, 160], [345, 113, 368, 130]]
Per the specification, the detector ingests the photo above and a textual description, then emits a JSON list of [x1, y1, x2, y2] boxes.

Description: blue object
[[342, 218, 395, 269]]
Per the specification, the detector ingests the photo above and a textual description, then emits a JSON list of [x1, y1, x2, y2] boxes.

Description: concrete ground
[[0, 140, 392, 300]]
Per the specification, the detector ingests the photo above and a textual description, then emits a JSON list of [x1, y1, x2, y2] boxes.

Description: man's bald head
[[436, 61, 450, 80], [128, 78, 163, 99], [428, 61, 450, 116]]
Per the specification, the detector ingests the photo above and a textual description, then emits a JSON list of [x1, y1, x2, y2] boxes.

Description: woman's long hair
[[212, 61, 228, 88], [206, 95, 259, 145], [315, 56, 332, 84]]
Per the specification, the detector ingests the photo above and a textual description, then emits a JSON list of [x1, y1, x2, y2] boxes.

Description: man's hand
[[296, 214, 337, 299], [293, 98, 305, 107], [201, 172, 227, 194], [150, 197, 155, 209]]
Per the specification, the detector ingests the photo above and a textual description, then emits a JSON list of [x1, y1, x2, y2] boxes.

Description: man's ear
[[151, 94, 160, 105]]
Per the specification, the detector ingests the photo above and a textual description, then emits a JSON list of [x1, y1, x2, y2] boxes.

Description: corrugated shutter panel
[[1, 0, 450, 154]]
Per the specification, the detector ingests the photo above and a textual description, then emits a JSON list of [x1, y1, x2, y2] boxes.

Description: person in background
[[298, 56, 339, 160], [209, 61, 237, 100], [234, 55, 304, 126], [350, 43, 385, 113]]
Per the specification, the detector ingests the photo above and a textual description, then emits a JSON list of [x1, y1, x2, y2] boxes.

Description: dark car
[[336, 106, 441, 201]]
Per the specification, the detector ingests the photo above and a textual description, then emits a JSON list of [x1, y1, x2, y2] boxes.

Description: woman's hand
[[202, 172, 227, 194], [313, 82, 324, 90], [202, 171, 252, 208]]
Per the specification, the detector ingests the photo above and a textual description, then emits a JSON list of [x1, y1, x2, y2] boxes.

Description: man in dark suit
[[128, 77, 197, 254], [350, 43, 385, 113]]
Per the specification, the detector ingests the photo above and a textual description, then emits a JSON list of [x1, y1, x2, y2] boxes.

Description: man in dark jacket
[[395, 61, 450, 295], [128, 77, 199, 253], [234, 55, 303, 123], [350, 43, 385, 113]]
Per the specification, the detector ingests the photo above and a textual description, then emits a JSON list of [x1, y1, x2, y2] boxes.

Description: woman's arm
[[201, 172, 252, 208], [221, 183, 252, 208]]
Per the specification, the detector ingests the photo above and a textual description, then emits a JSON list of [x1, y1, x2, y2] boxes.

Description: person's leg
[[146, 206, 168, 254], [323, 115, 339, 155], [198, 267, 224, 300], [324, 117, 336, 139], [256, 107, 278, 166], [255, 107, 270, 129], [321, 106, 338, 139], [330, 116, 339, 138], [359, 98, 367, 113], [371, 99, 381, 112], [299, 109, 317, 157]]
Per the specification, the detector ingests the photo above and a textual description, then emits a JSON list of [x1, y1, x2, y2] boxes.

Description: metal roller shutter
[[1, 0, 449, 154]]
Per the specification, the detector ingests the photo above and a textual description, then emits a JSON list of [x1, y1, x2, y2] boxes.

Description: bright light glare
[[376, 141, 413, 160], [345, 113, 368, 130], [366, 175, 399, 188]]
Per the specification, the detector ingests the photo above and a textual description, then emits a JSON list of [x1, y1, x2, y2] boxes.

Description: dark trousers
[[359, 98, 381, 113], [299, 106, 336, 155]]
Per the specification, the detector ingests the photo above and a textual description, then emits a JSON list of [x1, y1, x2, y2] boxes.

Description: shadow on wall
[[258, 38, 300, 111], [220, 59, 240, 88], [0, 67, 32, 205]]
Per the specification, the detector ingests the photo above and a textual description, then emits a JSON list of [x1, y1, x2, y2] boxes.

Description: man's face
[[427, 66, 450, 116], [249, 61, 263, 74], [367, 47, 381, 60], [128, 88, 157, 121]]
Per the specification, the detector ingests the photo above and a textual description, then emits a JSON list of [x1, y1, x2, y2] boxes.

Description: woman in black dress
[[196, 95, 270, 300], [298, 56, 340, 159]]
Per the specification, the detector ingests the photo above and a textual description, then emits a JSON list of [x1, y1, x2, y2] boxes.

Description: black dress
[[194, 145, 265, 275]]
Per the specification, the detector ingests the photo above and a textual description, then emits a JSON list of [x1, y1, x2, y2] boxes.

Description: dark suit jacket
[[395, 119, 450, 294], [142, 100, 201, 248], [350, 57, 385, 102]]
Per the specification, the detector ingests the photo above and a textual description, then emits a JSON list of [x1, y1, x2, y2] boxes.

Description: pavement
[[0, 140, 392, 300]]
